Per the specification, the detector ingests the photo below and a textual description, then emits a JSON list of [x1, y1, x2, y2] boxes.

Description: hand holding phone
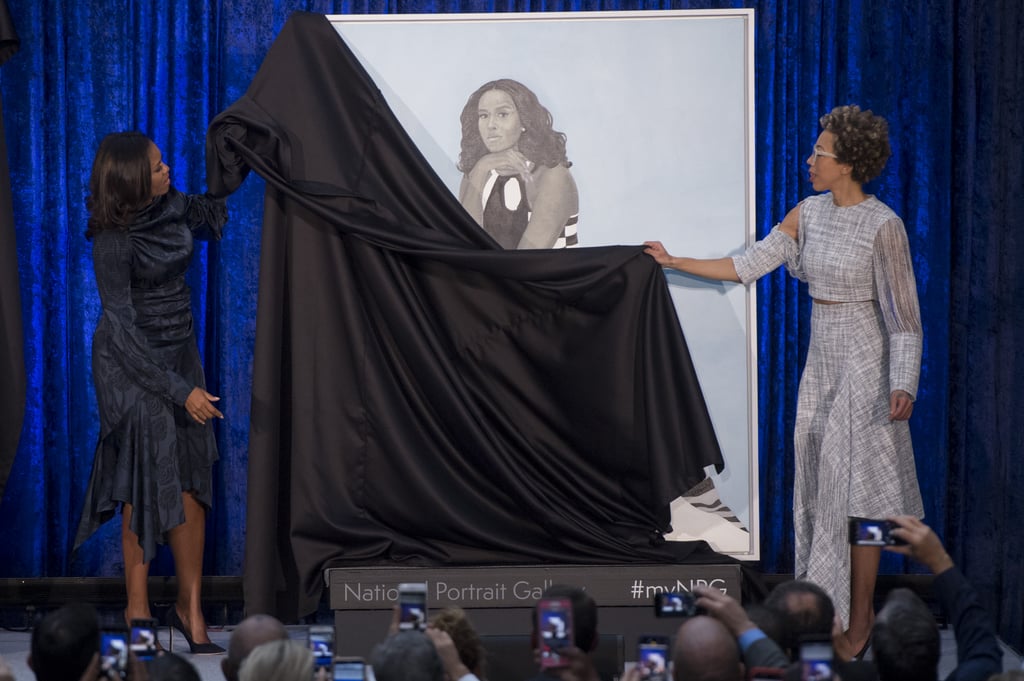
[[537, 598, 574, 669]]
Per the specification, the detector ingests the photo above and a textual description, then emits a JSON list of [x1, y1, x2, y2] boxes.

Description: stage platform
[[325, 563, 743, 658]]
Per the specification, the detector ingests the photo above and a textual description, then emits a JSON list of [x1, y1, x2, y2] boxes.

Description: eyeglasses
[[810, 146, 839, 161]]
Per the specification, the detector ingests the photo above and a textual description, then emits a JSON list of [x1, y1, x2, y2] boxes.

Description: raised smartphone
[[636, 635, 670, 681], [99, 627, 129, 679], [308, 624, 335, 671], [129, 618, 159, 662], [537, 597, 574, 669], [398, 582, 428, 631], [332, 657, 366, 681]]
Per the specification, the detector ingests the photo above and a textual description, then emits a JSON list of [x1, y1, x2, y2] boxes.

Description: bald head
[[222, 614, 289, 681], [672, 616, 744, 681]]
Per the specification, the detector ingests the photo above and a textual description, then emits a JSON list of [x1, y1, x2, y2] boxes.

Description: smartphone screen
[[636, 636, 670, 681], [332, 657, 365, 681], [308, 625, 335, 670], [653, 591, 699, 617], [100, 629, 128, 678], [799, 639, 833, 681], [398, 583, 428, 631], [129, 618, 159, 662], [537, 598, 573, 669]]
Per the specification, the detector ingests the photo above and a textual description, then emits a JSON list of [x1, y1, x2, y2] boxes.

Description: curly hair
[[819, 104, 891, 184], [85, 131, 154, 239], [431, 607, 485, 676], [457, 78, 571, 174]]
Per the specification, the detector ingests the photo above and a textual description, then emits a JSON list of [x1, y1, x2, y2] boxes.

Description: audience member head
[[147, 651, 202, 681], [222, 614, 289, 681], [746, 603, 786, 649], [871, 588, 940, 681], [370, 631, 443, 681], [237, 639, 312, 681], [28, 603, 100, 681], [671, 616, 744, 681], [431, 607, 485, 676], [763, 580, 836, 658], [532, 584, 599, 653]]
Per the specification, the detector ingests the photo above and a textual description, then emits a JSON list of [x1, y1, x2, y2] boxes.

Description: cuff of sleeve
[[738, 628, 767, 652], [889, 332, 922, 398], [168, 374, 193, 406]]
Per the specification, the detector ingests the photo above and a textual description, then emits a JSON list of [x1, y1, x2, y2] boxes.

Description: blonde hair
[[238, 639, 312, 681]]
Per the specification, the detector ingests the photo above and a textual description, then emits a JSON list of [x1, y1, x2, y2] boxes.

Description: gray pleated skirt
[[792, 301, 924, 627]]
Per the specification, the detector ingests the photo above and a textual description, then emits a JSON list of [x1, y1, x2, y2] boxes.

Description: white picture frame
[[328, 9, 759, 559]]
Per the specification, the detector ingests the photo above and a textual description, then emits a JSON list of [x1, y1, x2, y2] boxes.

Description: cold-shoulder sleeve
[[92, 230, 194, 405], [183, 193, 227, 241], [873, 217, 922, 398], [732, 226, 801, 284]]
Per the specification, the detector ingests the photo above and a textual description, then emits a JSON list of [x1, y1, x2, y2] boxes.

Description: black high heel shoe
[[166, 607, 225, 655]]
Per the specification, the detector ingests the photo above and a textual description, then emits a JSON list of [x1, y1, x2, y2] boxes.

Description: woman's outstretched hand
[[643, 241, 675, 268]]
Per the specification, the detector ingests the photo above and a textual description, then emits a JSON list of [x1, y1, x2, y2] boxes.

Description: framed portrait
[[328, 9, 759, 559]]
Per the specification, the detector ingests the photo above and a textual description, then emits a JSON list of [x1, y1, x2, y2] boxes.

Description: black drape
[[207, 12, 726, 619], [0, 0, 21, 502]]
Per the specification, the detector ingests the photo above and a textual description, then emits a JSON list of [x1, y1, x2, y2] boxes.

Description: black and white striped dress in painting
[[733, 193, 924, 627]]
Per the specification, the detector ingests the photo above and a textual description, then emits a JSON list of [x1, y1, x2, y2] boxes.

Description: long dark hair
[[85, 131, 154, 239], [457, 78, 571, 174]]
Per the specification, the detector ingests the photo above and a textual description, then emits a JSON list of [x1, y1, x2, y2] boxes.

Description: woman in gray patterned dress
[[643, 105, 923, 661], [75, 132, 226, 654]]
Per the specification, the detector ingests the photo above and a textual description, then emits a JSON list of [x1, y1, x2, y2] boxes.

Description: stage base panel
[[326, 563, 742, 665]]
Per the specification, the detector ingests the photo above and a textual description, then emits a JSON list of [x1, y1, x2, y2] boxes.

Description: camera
[[332, 657, 366, 681], [653, 591, 700, 617], [397, 582, 428, 632], [537, 597, 574, 669], [799, 636, 833, 681], [128, 618, 159, 662], [636, 635, 670, 681], [308, 624, 335, 672], [100, 627, 128, 679], [847, 518, 907, 546]]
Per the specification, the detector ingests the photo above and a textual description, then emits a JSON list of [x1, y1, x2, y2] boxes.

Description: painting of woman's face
[[477, 89, 522, 153]]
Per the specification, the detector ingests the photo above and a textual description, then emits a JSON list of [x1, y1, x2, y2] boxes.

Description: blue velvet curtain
[[1, 0, 1020, 649]]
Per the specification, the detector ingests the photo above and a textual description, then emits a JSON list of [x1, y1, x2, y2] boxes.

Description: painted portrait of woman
[[457, 78, 579, 249]]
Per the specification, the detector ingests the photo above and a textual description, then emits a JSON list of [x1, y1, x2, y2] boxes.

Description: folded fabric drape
[[206, 11, 726, 619]]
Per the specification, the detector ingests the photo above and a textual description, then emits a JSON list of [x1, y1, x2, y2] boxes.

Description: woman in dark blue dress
[[75, 132, 226, 654]]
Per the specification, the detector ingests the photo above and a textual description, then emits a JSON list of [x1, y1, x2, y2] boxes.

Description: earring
[[521, 127, 526, 132]]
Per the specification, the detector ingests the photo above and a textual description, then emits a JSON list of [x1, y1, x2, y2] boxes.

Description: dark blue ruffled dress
[[75, 189, 227, 563]]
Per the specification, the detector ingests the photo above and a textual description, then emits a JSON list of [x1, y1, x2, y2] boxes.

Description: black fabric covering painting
[[206, 12, 726, 620]]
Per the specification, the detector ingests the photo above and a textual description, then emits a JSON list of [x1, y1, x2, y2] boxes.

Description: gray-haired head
[[370, 631, 443, 681], [222, 614, 289, 681]]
